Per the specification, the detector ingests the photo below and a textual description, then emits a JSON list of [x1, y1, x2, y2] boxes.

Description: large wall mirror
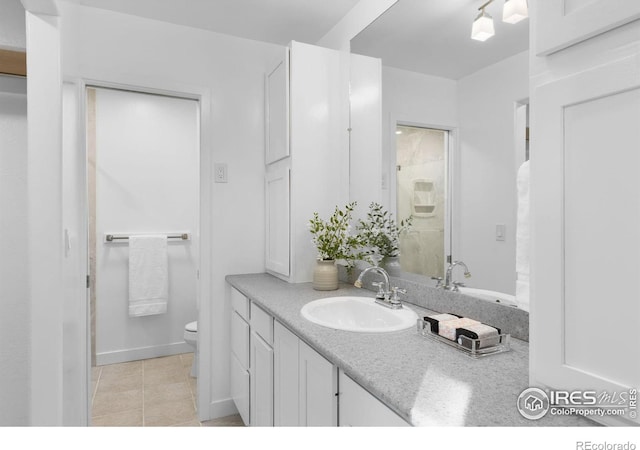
[[350, 0, 530, 303]]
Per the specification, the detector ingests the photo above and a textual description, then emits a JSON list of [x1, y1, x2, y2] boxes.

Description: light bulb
[[471, 10, 495, 42], [503, 0, 528, 24]]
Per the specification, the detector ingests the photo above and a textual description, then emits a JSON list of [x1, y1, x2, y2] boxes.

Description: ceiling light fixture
[[502, 0, 529, 24], [471, 1, 495, 42]]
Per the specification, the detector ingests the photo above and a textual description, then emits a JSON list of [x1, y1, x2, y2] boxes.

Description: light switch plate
[[214, 163, 228, 183], [496, 224, 506, 241]]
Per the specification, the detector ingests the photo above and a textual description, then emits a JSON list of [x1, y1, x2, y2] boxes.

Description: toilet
[[184, 321, 198, 377]]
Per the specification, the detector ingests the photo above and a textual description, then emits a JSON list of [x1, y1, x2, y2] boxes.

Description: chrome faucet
[[354, 266, 405, 309], [442, 261, 471, 292]]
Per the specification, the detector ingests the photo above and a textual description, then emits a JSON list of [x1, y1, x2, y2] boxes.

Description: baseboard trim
[[207, 398, 238, 421], [96, 342, 192, 366]]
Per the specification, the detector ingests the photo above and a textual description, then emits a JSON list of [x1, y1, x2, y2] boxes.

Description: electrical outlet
[[214, 163, 228, 183]]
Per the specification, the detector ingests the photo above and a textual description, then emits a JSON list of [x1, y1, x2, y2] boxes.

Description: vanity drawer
[[251, 302, 273, 345], [231, 310, 249, 368], [231, 287, 250, 321]]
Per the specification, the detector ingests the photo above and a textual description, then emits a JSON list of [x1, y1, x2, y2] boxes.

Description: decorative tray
[[416, 319, 511, 359]]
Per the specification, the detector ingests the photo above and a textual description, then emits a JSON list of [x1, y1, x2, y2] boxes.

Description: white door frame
[[66, 75, 213, 423], [389, 117, 459, 278]]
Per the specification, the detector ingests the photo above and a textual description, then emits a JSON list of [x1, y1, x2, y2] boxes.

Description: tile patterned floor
[[91, 353, 244, 427]]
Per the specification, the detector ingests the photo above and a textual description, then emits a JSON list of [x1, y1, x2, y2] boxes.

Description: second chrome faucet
[[433, 260, 471, 291]]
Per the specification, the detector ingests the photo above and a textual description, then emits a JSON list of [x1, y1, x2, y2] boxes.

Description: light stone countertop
[[226, 273, 594, 427]]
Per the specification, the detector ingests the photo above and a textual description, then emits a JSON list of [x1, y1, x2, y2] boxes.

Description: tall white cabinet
[[264, 41, 349, 283], [530, 0, 640, 427]]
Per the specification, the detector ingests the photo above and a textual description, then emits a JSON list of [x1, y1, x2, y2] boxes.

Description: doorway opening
[[86, 86, 200, 426], [395, 124, 450, 279]]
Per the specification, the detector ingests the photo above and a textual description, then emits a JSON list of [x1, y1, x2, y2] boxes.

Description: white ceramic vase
[[312, 259, 338, 291], [383, 256, 402, 277]]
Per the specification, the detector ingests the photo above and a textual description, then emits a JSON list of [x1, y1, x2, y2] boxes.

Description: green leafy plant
[[308, 202, 366, 268], [357, 202, 413, 263]]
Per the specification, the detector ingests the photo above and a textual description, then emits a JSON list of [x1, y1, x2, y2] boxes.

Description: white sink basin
[[457, 287, 517, 307], [300, 296, 418, 333]]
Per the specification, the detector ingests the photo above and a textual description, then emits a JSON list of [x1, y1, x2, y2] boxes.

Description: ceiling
[[64, 0, 528, 80], [351, 0, 529, 80], [67, 0, 360, 46]]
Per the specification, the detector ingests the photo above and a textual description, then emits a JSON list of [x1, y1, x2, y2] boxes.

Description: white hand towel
[[129, 235, 168, 317], [515, 160, 530, 276], [515, 160, 531, 311]]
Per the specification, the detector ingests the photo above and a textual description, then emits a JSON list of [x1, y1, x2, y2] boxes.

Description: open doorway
[[395, 124, 450, 279], [86, 86, 200, 426]]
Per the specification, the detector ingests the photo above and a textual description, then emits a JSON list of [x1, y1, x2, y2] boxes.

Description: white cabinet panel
[[230, 287, 249, 321], [299, 340, 337, 426], [230, 353, 249, 426], [230, 310, 249, 369], [266, 50, 290, 164], [250, 302, 274, 345], [273, 321, 300, 426], [273, 320, 337, 426], [250, 330, 273, 426], [265, 166, 290, 277], [338, 371, 409, 427], [532, 54, 640, 426], [535, 0, 640, 55]]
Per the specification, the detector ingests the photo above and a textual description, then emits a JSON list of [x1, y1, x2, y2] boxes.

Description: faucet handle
[[452, 281, 465, 292], [389, 286, 406, 304], [371, 281, 386, 299], [431, 277, 443, 288]]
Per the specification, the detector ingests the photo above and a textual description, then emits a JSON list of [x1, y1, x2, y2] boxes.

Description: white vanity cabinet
[[264, 40, 348, 283], [249, 303, 274, 426], [338, 371, 409, 427], [230, 288, 250, 425], [530, 1, 640, 427], [274, 321, 337, 426]]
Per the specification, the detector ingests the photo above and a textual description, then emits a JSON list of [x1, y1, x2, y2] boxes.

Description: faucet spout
[[354, 266, 390, 299], [444, 261, 471, 291]]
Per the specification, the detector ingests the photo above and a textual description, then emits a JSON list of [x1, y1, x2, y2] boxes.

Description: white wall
[[317, 0, 397, 51], [94, 88, 199, 364], [0, 76, 28, 425], [0, 0, 26, 50], [457, 50, 529, 294], [59, 2, 282, 419], [0, 0, 27, 427], [381, 65, 458, 224]]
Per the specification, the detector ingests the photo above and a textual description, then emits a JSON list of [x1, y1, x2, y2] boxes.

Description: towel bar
[[104, 233, 190, 242]]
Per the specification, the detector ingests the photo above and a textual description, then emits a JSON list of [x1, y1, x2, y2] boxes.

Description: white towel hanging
[[128, 235, 169, 317], [515, 160, 530, 311]]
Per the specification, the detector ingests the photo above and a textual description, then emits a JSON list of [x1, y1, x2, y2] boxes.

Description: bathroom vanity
[[226, 273, 592, 427]]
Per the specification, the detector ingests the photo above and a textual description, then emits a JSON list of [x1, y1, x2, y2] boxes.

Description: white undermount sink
[[300, 296, 418, 333]]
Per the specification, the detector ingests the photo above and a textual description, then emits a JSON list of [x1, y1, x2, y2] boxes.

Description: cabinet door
[[230, 353, 249, 426], [299, 341, 337, 426], [338, 371, 409, 427], [265, 166, 290, 277], [531, 55, 640, 426], [266, 49, 289, 164], [230, 310, 249, 368], [535, 0, 640, 55], [250, 330, 273, 426], [273, 321, 300, 426]]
